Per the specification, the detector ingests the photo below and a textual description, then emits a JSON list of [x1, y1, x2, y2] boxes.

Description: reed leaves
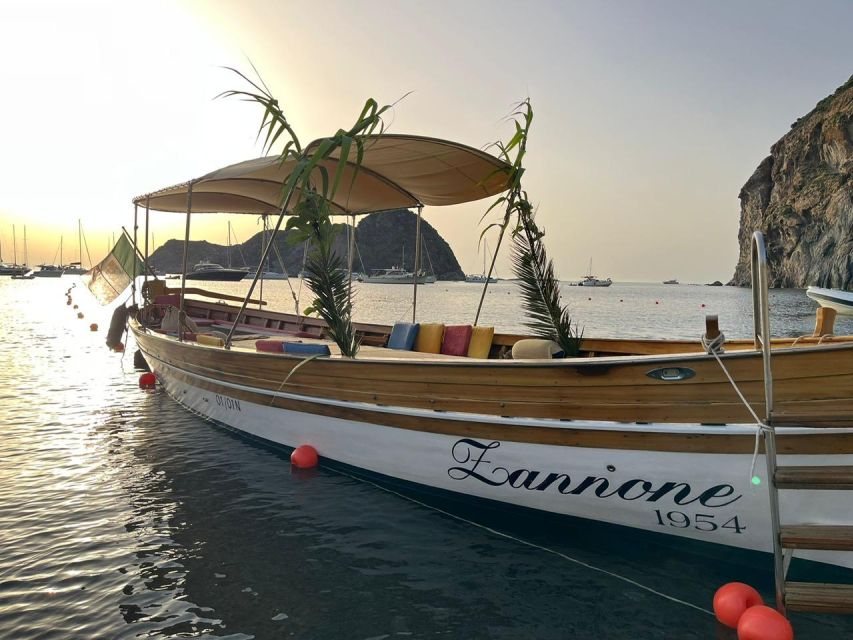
[[485, 99, 582, 356]]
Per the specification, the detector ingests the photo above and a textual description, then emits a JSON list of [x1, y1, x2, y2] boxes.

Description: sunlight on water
[[0, 276, 851, 639]]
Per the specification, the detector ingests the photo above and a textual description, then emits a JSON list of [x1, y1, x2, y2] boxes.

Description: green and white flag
[[82, 233, 144, 305]]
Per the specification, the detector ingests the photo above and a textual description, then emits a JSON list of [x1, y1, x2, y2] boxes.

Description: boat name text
[[447, 439, 742, 507], [215, 394, 242, 412]]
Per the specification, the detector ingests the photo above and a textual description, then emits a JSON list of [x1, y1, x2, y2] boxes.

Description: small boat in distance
[[663, 279, 679, 285], [63, 220, 88, 274], [466, 237, 498, 283], [360, 267, 435, 284], [577, 258, 612, 287], [0, 225, 28, 276], [33, 264, 64, 278], [806, 286, 853, 315], [243, 268, 288, 280], [185, 262, 248, 281]]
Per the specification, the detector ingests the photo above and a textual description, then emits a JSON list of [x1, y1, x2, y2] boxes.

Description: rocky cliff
[[149, 209, 465, 280], [730, 75, 853, 287]]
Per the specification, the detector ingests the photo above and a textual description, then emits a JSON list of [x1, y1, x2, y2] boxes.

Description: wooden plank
[[775, 466, 853, 490], [780, 525, 853, 551], [786, 582, 853, 614]]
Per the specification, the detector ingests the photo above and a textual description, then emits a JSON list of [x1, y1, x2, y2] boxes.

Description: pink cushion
[[255, 339, 286, 353], [441, 325, 473, 356], [154, 293, 181, 307]]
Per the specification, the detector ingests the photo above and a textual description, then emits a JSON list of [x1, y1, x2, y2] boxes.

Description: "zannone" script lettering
[[447, 439, 741, 507]]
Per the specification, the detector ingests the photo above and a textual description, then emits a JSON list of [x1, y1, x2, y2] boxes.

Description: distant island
[[730, 74, 852, 288], [149, 209, 466, 280]]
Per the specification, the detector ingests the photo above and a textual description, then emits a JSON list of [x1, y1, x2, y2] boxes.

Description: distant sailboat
[[577, 258, 612, 287], [63, 220, 88, 275], [34, 237, 65, 278], [11, 226, 34, 279], [465, 237, 497, 283], [0, 225, 28, 276]]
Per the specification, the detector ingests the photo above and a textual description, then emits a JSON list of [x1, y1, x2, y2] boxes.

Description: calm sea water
[[1, 276, 852, 639]]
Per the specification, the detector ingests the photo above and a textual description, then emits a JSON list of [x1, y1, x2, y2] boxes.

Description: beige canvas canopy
[[134, 134, 511, 215]]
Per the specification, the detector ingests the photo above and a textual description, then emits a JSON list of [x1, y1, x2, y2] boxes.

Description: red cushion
[[154, 293, 181, 307], [255, 340, 285, 353], [441, 325, 473, 356]]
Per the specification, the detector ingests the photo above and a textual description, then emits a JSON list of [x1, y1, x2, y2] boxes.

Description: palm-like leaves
[[222, 66, 402, 358], [511, 213, 581, 356]]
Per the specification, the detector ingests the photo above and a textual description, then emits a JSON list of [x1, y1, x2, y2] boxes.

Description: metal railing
[[751, 231, 786, 613]]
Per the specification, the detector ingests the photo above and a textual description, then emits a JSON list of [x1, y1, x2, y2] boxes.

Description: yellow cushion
[[414, 323, 445, 354], [197, 333, 225, 347], [467, 326, 494, 358]]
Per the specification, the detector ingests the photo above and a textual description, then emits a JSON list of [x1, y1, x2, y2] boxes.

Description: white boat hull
[[807, 286, 853, 316], [147, 353, 853, 569]]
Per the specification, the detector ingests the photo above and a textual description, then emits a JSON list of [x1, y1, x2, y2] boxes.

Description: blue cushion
[[387, 322, 419, 350], [282, 342, 331, 357]]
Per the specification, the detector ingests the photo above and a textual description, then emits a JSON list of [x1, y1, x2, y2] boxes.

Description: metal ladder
[[751, 231, 853, 615]]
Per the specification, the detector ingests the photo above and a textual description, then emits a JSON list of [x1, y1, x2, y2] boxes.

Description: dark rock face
[[149, 209, 465, 280], [730, 75, 853, 288]]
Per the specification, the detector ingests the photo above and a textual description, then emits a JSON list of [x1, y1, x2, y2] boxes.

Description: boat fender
[[106, 304, 130, 349], [291, 444, 318, 469], [736, 605, 792, 640], [138, 373, 156, 389], [712, 582, 762, 628]]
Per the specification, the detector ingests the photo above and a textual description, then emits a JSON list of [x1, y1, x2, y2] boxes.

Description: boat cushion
[[154, 293, 181, 307], [255, 339, 286, 353], [414, 323, 445, 354], [197, 333, 226, 347], [283, 342, 331, 357], [441, 324, 473, 356], [467, 326, 494, 358], [511, 339, 565, 359], [387, 322, 419, 350]]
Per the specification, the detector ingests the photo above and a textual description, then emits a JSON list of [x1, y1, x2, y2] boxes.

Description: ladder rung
[[775, 466, 853, 490], [785, 582, 853, 613], [780, 525, 853, 551]]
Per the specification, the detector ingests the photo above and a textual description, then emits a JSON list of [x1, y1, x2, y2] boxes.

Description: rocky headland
[[149, 209, 465, 280], [730, 75, 853, 287]]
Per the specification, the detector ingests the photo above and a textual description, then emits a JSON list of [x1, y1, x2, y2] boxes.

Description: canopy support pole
[[178, 182, 194, 343], [131, 204, 138, 306], [225, 187, 298, 349], [474, 224, 507, 326], [143, 197, 150, 301], [347, 213, 356, 306], [412, 205, 423, 323]]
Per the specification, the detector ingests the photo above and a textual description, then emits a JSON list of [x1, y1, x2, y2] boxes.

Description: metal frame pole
[[225, 186, 298, 349], [348, 213, 356, 306], [143, 197, 150, 299], [412, 206, 423, 323], [178, 183, 193, 343], [131, 205, 138, 305]]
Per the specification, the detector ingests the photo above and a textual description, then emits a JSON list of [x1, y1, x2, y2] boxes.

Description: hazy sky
[[0, 0, 851, 281]]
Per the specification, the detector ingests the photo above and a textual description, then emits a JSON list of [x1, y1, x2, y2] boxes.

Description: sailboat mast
[[227, 221, 231, 268], [23, 226, 28, 266], [78, 219, 82, 266], [60, 236, 63, 267], [13, 225, 17, 266]]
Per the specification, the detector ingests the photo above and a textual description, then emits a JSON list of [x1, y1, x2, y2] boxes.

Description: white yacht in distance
[[360, 267, 435, 284], [577, 258, 612, 287]]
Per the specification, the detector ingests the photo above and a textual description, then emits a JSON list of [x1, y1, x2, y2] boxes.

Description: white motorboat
[[806, 286, 853, 315]]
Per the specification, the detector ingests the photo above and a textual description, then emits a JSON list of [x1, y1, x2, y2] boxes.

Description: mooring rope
[[701, 331, 767, 482], [332, 467, 714, 616]]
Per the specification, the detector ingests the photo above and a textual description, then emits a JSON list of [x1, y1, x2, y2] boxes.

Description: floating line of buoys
[[714, 582, 763, 628], [291, 444, 318, 469]]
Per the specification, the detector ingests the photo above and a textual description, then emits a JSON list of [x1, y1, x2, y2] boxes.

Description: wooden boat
[[129, 134, 853, 575]]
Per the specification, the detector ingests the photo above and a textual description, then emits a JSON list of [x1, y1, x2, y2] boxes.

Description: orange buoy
[[90, 323, 98, 331], [713, 582, 763, 628], [291, 444, 319, 469], [77, 312, 84, 319], [113, 342, 125, 352], [138, 372, 156, 389], [73, 304, 78, 309], [701, 303, 706, 308], [736, 605, 793, 640]]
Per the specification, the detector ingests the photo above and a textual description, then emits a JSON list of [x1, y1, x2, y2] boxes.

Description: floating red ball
[[138, 372, 156, 389], [713, 582, 763, 628], [77, 312, 84, 319], [737, 605, 793, 640], [113, 342, 125, 352], [73, 304, 79, 309], [89, 323, 98, 331], [291, 444, 319, 469]]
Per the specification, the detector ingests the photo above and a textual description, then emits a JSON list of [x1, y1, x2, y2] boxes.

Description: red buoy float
[[713, 582, 763, 628], [113, 342, 125, 352], [138, 372, 156, 389], [77, 312, 84, 319], [291, 444, 318, 469], [66, 299, 72, 306], [90, 323, 98, 331], [73, 304, 78, 309], [737, 605, 793, 640]]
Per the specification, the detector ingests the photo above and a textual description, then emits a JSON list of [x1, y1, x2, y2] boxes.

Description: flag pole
[[178, 182, 194, 343]]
